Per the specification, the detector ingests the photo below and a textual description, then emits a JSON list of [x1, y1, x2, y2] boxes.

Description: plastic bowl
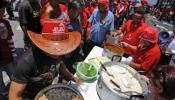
[[76, 62, 98, 82]]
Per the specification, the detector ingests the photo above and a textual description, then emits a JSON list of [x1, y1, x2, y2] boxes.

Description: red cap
[[98, 0, 109, 4], [98, 0, 109, 12], [140, 27, 158, 43]]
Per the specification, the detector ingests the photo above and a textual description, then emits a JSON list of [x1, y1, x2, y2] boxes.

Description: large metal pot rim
[[99, 62, 149, 96], [97, 75, 130, 98], [34, 83, 84, 100]]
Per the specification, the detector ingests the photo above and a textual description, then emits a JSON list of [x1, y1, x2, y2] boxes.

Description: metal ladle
[[100, 61, 114, 77]]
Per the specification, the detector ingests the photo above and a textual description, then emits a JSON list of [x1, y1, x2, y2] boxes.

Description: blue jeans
[[0, 63, 14, 100]]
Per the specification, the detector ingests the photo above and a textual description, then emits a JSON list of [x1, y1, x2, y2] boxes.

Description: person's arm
[[109, 14, 115, 35], [128, 61, 141, 70], [43, 4, 53, 19], [121, 42, 137, 53], [114, 20, 128, 36], [9, 81, 27, 100], [18, 5, 28, 35], [20, 24, 27, 35], [59, 61, 82, 84], [167, 39, 175, 53], [88, 10, 95, 24], [59, 61, 74, 80], [114, 11, 120, 18], [9, 51, 33, 99], [165, 48, 173, 53], [86, 12, 94, 41]]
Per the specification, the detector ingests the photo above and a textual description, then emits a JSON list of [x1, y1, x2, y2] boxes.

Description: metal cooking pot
[[97, 62, 152, 100], [103, 42, 124, 62], [34, 84, 84, 100]]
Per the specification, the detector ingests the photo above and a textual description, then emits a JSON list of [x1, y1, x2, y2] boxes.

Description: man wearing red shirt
[[122, 27, 161, 75], [40, 0, 69, 23], [115, 6, 148, 56]]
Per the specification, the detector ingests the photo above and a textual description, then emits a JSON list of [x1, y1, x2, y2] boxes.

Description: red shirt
[[89, 4, 96, 15], [120, 20, 148, 55], [40, 3, 68, 23], [141, 0, 148, 5], [133, 44, 161, 73], [116, 2, 128, 17], [82, 7, 93, 37], [84, 7, 91, 18], [82, 8, 90, 29], [0, 19, 14, 65]]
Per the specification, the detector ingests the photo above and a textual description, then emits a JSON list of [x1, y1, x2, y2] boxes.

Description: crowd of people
[[150, 2, 175, 24], [1, 0, 175, 100]]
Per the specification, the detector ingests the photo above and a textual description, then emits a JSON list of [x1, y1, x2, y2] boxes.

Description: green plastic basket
[[76, 62, 98, 82]]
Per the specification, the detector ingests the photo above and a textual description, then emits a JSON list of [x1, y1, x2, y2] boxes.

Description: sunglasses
[[133, 13, 143, 18]]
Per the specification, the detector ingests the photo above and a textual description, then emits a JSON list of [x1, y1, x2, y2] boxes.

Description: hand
[[110, 32, 116, 36], [81, 40, 84, 44], [140, 75, 150, 83], [41, 72, 54, 83], [116, 30, 122, 35], [72, 77, 84, 84], [121, 42, 129, 48], [86, 37, 91, 43], [38, 94, 48, 100], [114, 13, 120, 18], [165, 48, 172, 53], [122, 61, 130, 65]]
